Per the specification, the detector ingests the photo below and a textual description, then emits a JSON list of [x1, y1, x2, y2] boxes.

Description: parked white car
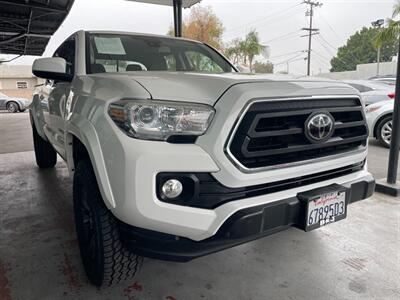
[[344, 80, 394, 106], [366, 100, 394, 148], [30, 30, 374, 287], [369, 75, 396, 86]]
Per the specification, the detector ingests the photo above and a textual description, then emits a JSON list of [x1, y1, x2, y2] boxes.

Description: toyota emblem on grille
[[305, 112, 334, 143]]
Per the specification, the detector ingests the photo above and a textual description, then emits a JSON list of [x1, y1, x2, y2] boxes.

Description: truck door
[[43, 36, 76, 159]]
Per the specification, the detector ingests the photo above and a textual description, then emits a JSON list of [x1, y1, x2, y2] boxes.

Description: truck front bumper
[[119, 174, 374, 262]]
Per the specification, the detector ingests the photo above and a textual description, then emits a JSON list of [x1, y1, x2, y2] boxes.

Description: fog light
[[162, 179, 183, 199]]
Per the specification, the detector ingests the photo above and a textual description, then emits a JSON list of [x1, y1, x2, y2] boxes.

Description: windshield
[[87, 33, 234, 74]]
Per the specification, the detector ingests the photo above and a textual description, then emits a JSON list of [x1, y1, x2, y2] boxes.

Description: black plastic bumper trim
[[157, 161, 365, 209], [120, 175, 375, 262]]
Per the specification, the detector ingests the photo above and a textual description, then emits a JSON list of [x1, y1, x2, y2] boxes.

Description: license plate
[[298, 185, 348, 232]]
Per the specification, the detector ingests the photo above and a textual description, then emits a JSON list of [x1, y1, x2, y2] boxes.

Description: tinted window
[[87, 33, 234, 74], [54, 37, 76, 76]]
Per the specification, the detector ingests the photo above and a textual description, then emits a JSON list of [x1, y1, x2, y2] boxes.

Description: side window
[[185, 51, 223, 73], [164, 54, 177, 71], [53, 37, 76, 77]]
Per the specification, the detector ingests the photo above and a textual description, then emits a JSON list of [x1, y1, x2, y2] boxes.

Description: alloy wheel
[[7, 102, 18, 113], [381, 120, 392, 146]]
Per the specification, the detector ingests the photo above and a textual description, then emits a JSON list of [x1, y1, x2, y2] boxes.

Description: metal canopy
[[128, 0, 201, 9], [0, 0, 75, 56], [126, 0, 201, 37]]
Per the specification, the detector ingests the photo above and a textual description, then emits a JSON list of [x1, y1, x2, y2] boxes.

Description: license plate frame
[[298, 184, 349, 232]]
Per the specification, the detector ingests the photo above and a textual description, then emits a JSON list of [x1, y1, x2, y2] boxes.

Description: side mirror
[[32, 57, 73, 82]]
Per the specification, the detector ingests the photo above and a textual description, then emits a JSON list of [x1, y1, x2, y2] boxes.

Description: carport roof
[[127, 0, 201, 9], [0, 0, 75, 56]]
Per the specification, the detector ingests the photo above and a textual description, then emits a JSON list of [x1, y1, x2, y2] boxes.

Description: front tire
[[6, 101, 19, 113], [376, 116, 392, 148], [73, 160, 142, 287], [32, 122, 57, 168]]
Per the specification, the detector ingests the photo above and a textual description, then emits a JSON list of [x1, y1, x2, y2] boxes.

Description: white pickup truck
[[30, 30, 375, 287]]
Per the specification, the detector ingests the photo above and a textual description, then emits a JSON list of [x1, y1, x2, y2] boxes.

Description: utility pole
[[371, 19, 385, 76], [302, 1, 322, 76]]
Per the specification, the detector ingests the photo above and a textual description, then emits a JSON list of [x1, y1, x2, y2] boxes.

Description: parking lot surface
[[0, 112, 399, 300]]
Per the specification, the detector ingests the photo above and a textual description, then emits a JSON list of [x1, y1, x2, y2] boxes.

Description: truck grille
[[228, 97, 368, 170]]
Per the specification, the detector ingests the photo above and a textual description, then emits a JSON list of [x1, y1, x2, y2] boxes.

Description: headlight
[[108, 99, 215, 141]]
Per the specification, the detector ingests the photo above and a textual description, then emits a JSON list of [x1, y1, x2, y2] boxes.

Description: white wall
[[318, 61, 397, 80]]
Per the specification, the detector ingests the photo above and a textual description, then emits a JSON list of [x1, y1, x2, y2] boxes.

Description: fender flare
[[29, 94, 47, 140], [65, 114, 116, 209]]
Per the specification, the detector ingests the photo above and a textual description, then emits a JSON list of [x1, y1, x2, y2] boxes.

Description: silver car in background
[[369, 75, 396, 86], [0, 92, 30, 113], [344, 80, 394, 106], [365, 100, 394, 148]]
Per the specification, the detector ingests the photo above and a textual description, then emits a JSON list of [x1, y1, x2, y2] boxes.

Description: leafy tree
[[253, 61, 274, 73], [168, 6, 224, 49], [224, 30, 265, 72], [241, 30, 265, 72], [374, 1, 400, 48], [330, 27, 398, 72], [224, 38, 244, 65]]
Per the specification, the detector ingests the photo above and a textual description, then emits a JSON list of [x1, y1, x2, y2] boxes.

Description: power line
[[319, 33, 359, 62], [312, 50, 332, 63], [301, 0, 323, 76], [315, 37, 352, 70], [316, 10, 347, 45], [264, 30, 302, 44], [269, 50, 305, 59], [315, 11, 360, 63], [274, 52, 306, 66], [223, 3, 303, 39]]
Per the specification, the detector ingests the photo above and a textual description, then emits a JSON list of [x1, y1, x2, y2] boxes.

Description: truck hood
[[96, 72, 355, 106]]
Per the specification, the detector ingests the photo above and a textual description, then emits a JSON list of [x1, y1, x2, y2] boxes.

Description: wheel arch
[[374, 113, 393, 138], [6, 100, 20, 111], [29, 93, 47, 140], [66, 118, 116, 209]]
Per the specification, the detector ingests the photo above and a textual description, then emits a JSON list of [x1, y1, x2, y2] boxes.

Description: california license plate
[[298, 185, 348, 232]]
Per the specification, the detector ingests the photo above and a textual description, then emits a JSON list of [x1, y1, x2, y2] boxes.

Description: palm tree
[[242, 30, 265, 72], [374, 1, 400, 48]]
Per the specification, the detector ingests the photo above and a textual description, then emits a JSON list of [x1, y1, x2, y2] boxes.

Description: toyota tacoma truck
[[30, 30, 375, 287]]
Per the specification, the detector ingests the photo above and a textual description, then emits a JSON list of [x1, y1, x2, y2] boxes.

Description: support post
[[375, 39, 400, 197], [173, 0, 182, 37]]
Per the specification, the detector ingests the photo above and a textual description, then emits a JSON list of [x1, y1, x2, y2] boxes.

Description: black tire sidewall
[[32, 122, 57, 168], [73, 160, 105, 286], [7, 102, 18, 113]]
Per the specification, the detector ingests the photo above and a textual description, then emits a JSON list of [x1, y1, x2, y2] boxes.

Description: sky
[[0, 0, 396, 75]]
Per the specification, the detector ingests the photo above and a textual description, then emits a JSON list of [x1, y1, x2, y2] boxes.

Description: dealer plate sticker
[[307, 191, 346, 228]]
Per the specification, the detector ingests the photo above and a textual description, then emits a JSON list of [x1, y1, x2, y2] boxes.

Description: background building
[[0, 65, 39, 99]]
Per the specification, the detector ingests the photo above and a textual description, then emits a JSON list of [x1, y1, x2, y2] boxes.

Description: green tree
[[330, 27, 398, 72], [241, 30, 265, 72], [167, 6, 224, 49], [374, 1, 400, 48], [224, 38, 244, 65], [224, 30, 265, 72], [253, 61, 274, 73]]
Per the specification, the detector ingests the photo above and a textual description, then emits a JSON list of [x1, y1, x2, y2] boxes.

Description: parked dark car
[[0, 92, 30, 113]]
